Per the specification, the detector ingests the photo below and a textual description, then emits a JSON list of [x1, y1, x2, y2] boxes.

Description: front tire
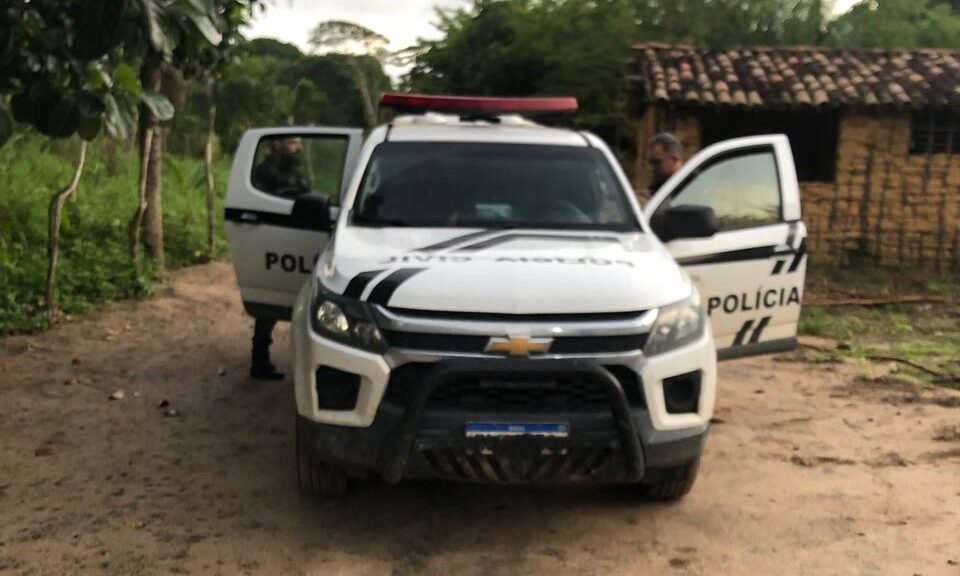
[[639, 458, 700, 501], [296, 427, 348, 497]]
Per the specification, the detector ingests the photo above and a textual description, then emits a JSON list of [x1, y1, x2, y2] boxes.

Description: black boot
[[250, 363, 284, 381], [251, 318, 284, 381]]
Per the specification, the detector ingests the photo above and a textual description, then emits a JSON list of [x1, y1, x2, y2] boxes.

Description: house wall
[[632, 106, 960, 271]]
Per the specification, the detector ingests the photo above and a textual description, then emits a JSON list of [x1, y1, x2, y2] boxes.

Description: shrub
[[0, 133, 230, 334]]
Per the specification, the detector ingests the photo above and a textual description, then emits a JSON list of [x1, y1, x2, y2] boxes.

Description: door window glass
[[663, 149, 782, 231], [251, 135, 349, 202]]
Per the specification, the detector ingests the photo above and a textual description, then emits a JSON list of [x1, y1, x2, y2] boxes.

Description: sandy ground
[[0, 262, 958, 576]]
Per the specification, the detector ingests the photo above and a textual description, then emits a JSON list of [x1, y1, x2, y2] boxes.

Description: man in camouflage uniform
[[250, 136, 310, 380]]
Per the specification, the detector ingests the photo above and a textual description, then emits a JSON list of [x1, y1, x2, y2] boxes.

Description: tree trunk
[[348, 58, 376, 127], [204, 75, 217, 258], [129, 127, 155, 277], [143, 125, 164, 271], [139, 66, 165, 273], [46, 141, 87, 321]]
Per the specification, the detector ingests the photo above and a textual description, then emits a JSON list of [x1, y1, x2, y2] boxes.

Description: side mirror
[[651, 205, 719, 242], [290, 194, 334, 231]]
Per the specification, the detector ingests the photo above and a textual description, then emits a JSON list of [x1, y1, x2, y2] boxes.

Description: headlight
[[645, 292, 706, 356], [310, 280, 386, 352]]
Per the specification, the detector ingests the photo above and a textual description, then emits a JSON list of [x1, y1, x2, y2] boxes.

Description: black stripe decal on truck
[[748, 316, 772, 344], [224, 208, 324, 231], [366, 268, 428, 306], [732, 319, 755, 346], [732, 316, 773, 347], [343, 269, 387, 299], [412, 229, 500, 252], [675, 245, 777, 266], [788, 238, 807, 272]]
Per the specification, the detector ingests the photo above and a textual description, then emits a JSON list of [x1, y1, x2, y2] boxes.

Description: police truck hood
[[320, 227, 691, 314]]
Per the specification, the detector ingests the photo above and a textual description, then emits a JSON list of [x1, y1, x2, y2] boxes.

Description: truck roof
[[386, 113, 589, 147]]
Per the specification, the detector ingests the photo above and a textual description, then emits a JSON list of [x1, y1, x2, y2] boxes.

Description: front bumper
[[297, 358, 708, 483], [291, 284, 715, 484]]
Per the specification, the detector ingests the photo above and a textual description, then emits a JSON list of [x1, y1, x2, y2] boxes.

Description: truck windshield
[[351, 142, 640, 230]]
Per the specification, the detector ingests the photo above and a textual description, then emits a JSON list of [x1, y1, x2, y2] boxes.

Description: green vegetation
[[4, 0, 960, 337], [408, 0, 637, 152], [826, 0, 960, 48], [799, 266, 960, 388], [0, 134, 230, 334], [0, 34, 380, 336], [406, 0, 960, 157], [165, 37, 389, 156]]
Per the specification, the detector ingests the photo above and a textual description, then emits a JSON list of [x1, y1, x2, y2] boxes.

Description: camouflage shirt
[[252, 155, 310, 198]]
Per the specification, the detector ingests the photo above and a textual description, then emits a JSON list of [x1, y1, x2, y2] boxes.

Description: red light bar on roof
[[379, 93, 578, 115]]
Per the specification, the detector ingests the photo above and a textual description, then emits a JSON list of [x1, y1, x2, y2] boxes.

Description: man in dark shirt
[[252, 136, 310, 197], [646, 133, 684, 199], [250, 136, 311, 381]]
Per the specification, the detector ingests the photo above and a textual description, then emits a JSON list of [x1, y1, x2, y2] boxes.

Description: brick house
[[630, 43, 960, 271]]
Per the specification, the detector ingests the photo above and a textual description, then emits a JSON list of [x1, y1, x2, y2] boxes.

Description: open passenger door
[[644, 135, 807, 359], [225, 127, 363, 320]]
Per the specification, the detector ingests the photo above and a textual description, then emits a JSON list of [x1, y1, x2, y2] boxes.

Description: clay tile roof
[[632, 44, 960, 110]]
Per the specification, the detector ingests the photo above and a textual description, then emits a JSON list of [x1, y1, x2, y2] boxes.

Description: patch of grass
[[806, 265, 960, 301], [0, 133, 231, 335], [801, 264, 960, 387], [924, 280, 954, 295]]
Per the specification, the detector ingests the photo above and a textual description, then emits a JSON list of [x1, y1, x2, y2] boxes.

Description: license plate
[[465, 422, 569, 438]]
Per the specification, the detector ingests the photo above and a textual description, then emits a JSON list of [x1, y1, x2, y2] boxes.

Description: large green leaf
[[84, 64, 114, 90], [114, 63, 142, 95], [0, 104, 12, 147], [183, 0, 214, 14], [138, 0, 172, 54], [103, 93, 135, 140], [177, 0, 222, 45], [139, 91, 175, 121], [188, 12, 223, 46]]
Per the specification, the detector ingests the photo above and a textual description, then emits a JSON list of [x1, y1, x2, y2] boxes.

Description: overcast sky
[[245, 0, 471, 54], [246, 0, 863, 59]]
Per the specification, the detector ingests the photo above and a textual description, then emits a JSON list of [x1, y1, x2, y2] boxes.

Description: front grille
[[382, 363, 645, 410], [381, 330, 489, 353], [427, 375, 610, 411], [385, 307, 646, 322], [418, 444, 620, 483], [380, 330, 647, 355], [550, 334, 648, 354]]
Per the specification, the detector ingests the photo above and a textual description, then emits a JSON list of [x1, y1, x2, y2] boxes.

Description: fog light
[[316, 366, 361, 410], [663, 371, 701, 414]]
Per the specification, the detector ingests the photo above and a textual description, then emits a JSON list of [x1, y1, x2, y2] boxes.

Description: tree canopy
[[0, 0, 257, 145], [167, 38, 390, 152], [407, 0, 636, 150], [827, 0, 960, 48], [404, 0, 960, 156]]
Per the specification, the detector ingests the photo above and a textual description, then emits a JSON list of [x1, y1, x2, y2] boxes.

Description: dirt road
[[1, 263, 958, 576]]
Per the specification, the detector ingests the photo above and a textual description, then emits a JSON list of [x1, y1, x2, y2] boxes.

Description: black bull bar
[[379, 358, 646, 484]]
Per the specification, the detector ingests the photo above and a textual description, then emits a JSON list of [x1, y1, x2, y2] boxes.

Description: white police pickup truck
[[224, 94, 807, 499]]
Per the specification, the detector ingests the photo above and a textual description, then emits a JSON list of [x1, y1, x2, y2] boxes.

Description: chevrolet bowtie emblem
[[485, 336, 553, 356]]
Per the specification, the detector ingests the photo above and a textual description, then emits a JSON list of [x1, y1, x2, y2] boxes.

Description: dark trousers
[[252, 318, 278, 369]]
